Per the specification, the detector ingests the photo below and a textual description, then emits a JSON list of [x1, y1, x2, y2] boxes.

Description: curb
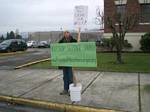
[[15, 58, 50, 69], [0, 51, 26, 57], [0, 95, 122, 112]]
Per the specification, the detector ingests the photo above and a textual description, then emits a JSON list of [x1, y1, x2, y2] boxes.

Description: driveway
[[0, 48, 50, 70]]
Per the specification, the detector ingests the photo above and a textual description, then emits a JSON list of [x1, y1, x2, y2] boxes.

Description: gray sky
[[0, 0, 103, 33]]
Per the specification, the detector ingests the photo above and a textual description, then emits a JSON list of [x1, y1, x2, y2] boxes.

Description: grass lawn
[[144, 85, 150, 93], [29, 53, 150, 73]]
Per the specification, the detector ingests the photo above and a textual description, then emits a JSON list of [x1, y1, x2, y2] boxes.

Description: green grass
[[143, 85, 150, 93], [30, 53, 150, 73]]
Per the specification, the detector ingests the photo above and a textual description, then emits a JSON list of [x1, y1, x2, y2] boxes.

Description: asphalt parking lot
[[0, 48, 50, 70]]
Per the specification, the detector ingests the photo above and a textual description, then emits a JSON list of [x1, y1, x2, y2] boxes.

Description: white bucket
[[69, 83, 82, 102]]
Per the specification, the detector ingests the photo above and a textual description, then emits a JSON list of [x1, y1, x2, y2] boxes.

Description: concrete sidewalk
[[0, 69, 149, 112]]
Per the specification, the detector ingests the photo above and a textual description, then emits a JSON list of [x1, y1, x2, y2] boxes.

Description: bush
[[100, 37, 132, 50], [124, 39, 132, 49], [140, 33, 150, 52], [100, 38, 111, 48]]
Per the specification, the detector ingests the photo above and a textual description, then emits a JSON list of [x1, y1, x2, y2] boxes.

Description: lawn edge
[[15, 58, 50, 69]]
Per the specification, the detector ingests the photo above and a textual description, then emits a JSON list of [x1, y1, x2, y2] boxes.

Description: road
[[0, 48, 50, 70]]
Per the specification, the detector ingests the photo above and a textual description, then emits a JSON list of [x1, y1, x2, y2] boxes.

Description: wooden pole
[[73, 27, 81, 87], [77, 27, 81, 42], [72, 69, 77, 86]]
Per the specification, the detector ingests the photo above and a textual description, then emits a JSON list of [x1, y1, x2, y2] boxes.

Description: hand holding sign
[[73, 6, 88, 86]]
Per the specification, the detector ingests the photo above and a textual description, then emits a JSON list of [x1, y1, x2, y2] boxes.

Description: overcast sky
[[0, 0, 103, 33]]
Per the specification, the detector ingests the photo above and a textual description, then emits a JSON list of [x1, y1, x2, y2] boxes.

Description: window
[[141, 4, 150, 23], [115, 0, 127, 5], [116, 5, 126, 14], [138, 0, 150, 4], [116, 5, 126, 19]]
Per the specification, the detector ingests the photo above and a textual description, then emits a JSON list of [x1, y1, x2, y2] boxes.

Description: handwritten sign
[[74, 5, 88, 26], [51, 42, 97, 67]]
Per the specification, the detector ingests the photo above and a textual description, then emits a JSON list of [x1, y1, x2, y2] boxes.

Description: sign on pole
[[74, 5, 88, 26], [51, 42, 97, 67]]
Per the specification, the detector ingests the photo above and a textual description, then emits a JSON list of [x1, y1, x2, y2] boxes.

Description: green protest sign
[[51, 42, 97, 67]]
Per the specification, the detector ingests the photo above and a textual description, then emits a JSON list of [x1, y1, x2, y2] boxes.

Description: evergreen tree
[[0, 35, 5, 42], [6, 32, 10, 39], [9, 31, 15, 39], [16, 35, 22, 39]]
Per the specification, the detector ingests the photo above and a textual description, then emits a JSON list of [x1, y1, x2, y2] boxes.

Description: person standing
[[59, 31, 77, 95]]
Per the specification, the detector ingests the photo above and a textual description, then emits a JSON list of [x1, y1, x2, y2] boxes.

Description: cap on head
[[64, 30, 70, 34]]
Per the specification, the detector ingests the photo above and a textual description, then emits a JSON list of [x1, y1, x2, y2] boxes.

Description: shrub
[[100, 38, 111, 48], [124, 39, 132, 49], [140, 33, 150, 52], [100, 37, 132, 50]]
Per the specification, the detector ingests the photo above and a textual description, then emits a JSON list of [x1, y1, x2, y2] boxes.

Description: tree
[[96, 0, 139, 64], [5, 31, 22, 40], [95, 7, 104, 30], [0, 35, 5, 42], [16, 35, 22, 39], [6, 32, 10, 39], [9, 31, 15, 39]]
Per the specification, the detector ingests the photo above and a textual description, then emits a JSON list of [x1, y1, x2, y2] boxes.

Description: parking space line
[[138, 73, 142, 112], [81, 72, 103, 95]]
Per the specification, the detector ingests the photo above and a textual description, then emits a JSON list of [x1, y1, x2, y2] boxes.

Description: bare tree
[[104, 0, 139, 64], [95, 7, 104, 30]]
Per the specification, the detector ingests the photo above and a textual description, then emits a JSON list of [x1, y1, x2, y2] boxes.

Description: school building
[[104, 0, 150, 51]]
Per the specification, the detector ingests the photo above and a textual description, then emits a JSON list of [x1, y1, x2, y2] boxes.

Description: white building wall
[[104, 33, 146, 51]]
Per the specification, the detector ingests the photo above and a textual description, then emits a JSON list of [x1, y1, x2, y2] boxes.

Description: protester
[[59, 31, 77, 95]]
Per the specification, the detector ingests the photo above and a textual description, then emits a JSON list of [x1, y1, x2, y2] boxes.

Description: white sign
[[74, 6, 88, 26]]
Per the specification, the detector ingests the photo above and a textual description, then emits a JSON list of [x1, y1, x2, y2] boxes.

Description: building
[[104, 0, 150, 51], [29, 31, 103, 43]]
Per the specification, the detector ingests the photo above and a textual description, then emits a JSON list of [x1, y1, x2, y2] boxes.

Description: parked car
[[27, 40, 37, 48], [96, 39, 103, 46], [0, 39, 27, 53], [37, 41, 49, 48]]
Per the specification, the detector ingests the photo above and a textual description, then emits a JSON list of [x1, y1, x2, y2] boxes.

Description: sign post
[[73, 5, 88, 86]]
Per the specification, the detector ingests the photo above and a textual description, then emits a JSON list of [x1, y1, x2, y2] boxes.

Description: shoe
[[68, 91, 70, 96], [60, 90, 68, 95]]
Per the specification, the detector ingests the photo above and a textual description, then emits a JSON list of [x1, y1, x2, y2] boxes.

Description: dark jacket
[[59, 36, 77, 43]]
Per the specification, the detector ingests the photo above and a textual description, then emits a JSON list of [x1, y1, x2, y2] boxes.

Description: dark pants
[[63, 67, 73, 91]]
